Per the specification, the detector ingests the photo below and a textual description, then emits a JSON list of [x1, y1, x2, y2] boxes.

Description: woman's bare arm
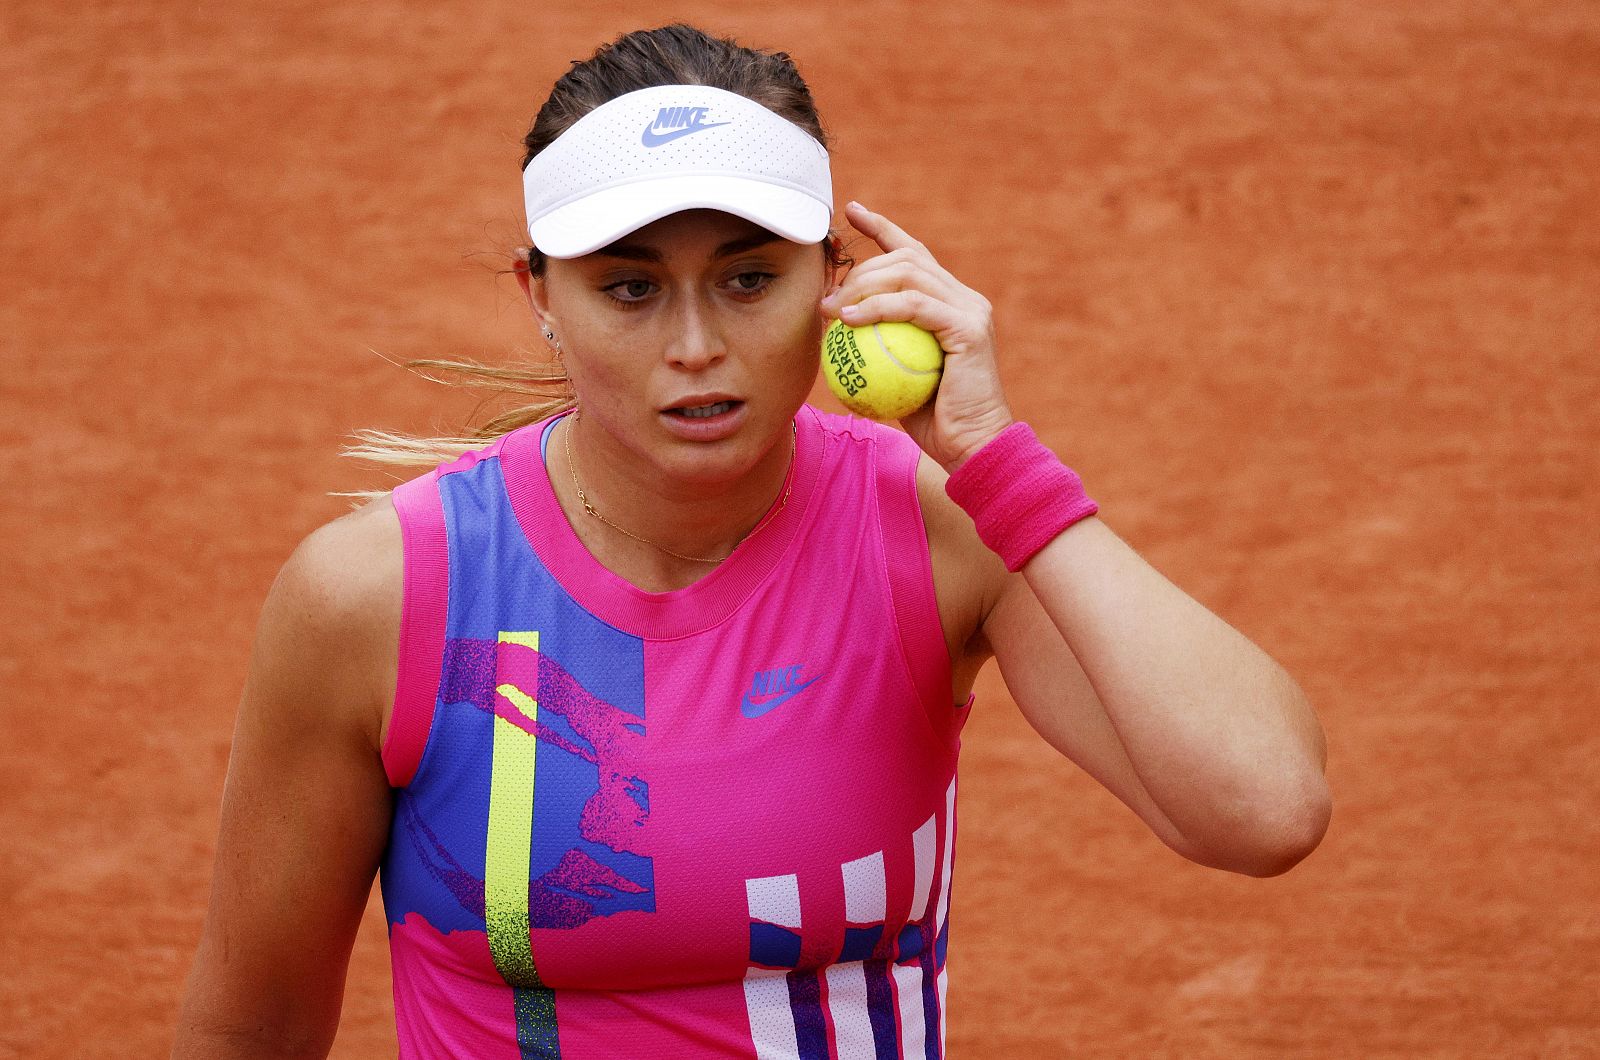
[[980, 513, 1327, 877], [173, 501, 401, 1058], [829, 199, 1329, 877], [919, 457, 1326, 877]]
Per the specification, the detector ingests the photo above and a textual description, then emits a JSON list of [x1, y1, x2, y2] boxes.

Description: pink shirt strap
[[876, 431, 956, 717], [383, 471, 449, 788]]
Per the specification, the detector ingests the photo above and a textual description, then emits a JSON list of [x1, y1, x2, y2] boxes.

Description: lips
[[674, 400, 737, 419], [664, 395, 742, 417], [659, 397, 747, 441]]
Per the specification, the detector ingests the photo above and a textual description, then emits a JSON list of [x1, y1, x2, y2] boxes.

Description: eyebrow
[[592, 230, 785, 263]]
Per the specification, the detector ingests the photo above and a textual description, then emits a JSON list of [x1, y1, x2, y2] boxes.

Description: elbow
[[1208, 681, 1332, 877], [1229, 780, 1333, 878], [1178, 777, 1333, 879], [1233, 821, 1328, 878]]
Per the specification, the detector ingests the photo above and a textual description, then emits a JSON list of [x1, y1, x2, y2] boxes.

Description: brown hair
[[339, 24, 847, 500]]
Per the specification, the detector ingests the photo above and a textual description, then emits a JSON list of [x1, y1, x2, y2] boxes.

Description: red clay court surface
[[3, 2, 1597, 1056]]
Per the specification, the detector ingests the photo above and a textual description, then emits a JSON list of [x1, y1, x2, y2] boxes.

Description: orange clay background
[[3, 2, 1597, 1056]]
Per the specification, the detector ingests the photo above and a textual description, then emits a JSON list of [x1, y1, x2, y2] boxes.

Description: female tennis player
[[173, 23, 1329, 1059]]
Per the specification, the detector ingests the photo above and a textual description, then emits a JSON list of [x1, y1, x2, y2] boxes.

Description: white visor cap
[[524, 84, 833, 259]]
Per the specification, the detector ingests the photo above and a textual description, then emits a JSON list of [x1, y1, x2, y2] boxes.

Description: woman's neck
[[549, 410, 796, 592]]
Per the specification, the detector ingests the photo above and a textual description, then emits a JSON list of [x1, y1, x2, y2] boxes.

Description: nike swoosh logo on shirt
[[740, 674, 821, 719]]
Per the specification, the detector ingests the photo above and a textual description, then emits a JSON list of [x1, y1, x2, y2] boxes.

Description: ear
[[817, 239, 843, 322], [823, 236, 843, 288], [513, 251, 556, 335]]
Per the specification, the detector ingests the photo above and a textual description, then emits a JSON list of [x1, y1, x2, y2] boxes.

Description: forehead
[[582, 209, 800, 265]]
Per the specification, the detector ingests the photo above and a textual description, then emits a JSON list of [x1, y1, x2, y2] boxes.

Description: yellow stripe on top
[[486, 629, 542, 989]]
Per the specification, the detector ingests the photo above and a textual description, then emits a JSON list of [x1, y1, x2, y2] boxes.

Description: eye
[[603, 278, 656, 304], [726, 271, 776, 295]]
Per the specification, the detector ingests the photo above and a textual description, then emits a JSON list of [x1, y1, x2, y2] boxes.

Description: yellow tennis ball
[[821, 319, 944, 421]]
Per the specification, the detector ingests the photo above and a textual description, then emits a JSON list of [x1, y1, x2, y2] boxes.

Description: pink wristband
[[944, 422, 1099, 572]]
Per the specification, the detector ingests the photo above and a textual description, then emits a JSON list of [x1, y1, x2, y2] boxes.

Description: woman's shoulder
[[807, 405, 914, 449], [805, 408, 979, 557], [260, 495, 404, 750], [805, 407, 926, 487], [804, 407, 1002, 664], [287, 494, 404, 611]]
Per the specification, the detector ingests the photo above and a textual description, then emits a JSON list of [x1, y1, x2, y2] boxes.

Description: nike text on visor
[[523, 84, 834, 259]]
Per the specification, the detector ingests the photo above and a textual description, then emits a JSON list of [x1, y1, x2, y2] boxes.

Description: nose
[[665, 294, 727, 371]]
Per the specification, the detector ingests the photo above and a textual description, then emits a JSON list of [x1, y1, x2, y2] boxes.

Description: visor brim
[[529, 175, 831, 259]]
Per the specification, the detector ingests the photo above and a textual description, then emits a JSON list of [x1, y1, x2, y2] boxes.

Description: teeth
[[678, 401, 734, 419]]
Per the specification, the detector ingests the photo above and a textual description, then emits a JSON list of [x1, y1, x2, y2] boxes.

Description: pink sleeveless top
[[380, 405, 972, 1058]]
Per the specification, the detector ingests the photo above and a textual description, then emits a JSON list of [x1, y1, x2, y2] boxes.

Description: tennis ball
[[821, 319, 944, 421]]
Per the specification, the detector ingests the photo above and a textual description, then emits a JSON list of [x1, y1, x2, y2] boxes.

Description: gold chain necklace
[[562, 411, 796, 565]]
